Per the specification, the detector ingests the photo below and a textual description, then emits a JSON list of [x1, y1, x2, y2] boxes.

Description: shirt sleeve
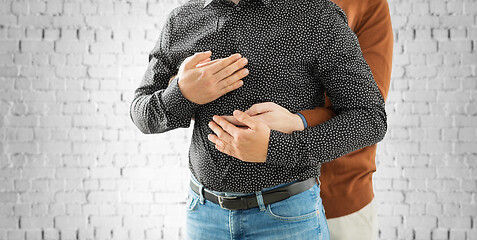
[[265, 6, 387, 168], [129, 11, 200, 134], [298, 0, 393, 128]]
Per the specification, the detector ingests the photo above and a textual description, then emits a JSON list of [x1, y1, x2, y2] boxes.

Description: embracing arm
[[297, 0, 393, 128], [265, 6, 387, 168]]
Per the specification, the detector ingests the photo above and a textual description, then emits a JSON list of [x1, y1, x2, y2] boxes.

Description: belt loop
[[198, 184, 205, 204], [316, 177, 321, 187], [255, 191, 266, 211]]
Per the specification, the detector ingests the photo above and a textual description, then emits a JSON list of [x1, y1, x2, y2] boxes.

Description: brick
[[54, 216, 87, 229], [405, 216, 437, 229], [4, 142, 38, 154], [432, 28, 449, 40], [56, 168, 88, 179], [441, 15, 474, 27], [85, 16, 120, 28], [439, 40, 472, 53], [403, 91, 436, 102], [403, 167, 436, 179], [43, 228, 60, 240], [22, 168, 55, 178], [55, 40, 88, 53], [55, 192, 86, 203], [52, 16, 85, 27], [63, 2, 80, 15], [408, 15, 439, 27], [430, 1, 446, 14], [90, 42, 122, 54], [412, 2, 429, 15], [39, 116, 72, 127], [20, 40, 54, 53], [29, 1, 46, 14], [406, 192, 436, 203], [88, 67, 120, 79], [56, 67, 88, 78], [0, 15, 16, 26], [20, 217, 53, 228], [438, 216, 471, 229], [406, 66, 437, 78], [18, 16, 52, 28], [20, 192, 54, 203], [405, 40, 438, 53], [0, 40, 19, 53], [90, 216, 121, 228], [87, 191, 118, 203], [90, 167, 120, 178], [11, 1, 28, 14], [45, 0, 62, 14], [25, 229, 42, 240]]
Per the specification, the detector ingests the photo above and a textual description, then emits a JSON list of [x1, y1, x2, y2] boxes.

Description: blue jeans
[[186, 176, 330, 240]]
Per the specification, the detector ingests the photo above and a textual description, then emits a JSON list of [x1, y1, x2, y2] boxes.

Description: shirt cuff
[[161, 75, 200, 116], [295, 112, 308, 129], [265, 129, 301, 168]]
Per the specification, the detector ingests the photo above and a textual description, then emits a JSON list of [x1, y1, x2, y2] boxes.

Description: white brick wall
[[0, 0, 475, 239]]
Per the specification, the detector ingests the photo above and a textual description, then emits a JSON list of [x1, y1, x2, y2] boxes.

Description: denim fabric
[[186, 176, 330, 240]]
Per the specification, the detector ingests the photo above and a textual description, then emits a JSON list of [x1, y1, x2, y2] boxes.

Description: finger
[[214, 57, 248, 82], [245, 102, 275, 116], [196, 58, 222, 68], [217, 68, 249, 94], [205, 53, 242, 74], [195, 57, 211, 67], [233, 110, 258, 130], [217, 78, 244, 96], [212, 115, 240, 137], [208, 134, 234, 156], [208, 121, 234, 144], [184, 51, 212, 70], [221, 115, 247, 127]]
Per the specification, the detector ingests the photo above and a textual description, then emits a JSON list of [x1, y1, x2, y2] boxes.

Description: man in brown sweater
[[169, 0, 393, 238]]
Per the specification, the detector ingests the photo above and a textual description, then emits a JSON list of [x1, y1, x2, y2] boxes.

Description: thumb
[[233, 110, 258, 129], [245, 102, 275, 116], [184, 51, 212, 70]]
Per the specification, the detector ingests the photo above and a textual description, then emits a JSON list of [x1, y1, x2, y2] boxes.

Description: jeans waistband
[[190, 174, 306, 198]]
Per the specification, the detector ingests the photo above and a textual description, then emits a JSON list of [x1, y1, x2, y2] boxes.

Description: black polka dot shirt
[[130, 0, 387, 193]]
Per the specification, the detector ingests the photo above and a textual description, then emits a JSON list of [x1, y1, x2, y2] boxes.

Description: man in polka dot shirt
[[130, 0, 389, 238], [206, 0, 393, 239]]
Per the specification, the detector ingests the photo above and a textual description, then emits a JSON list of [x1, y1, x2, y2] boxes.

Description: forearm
[[265, 5, 387, 168], [169, 74, 196, 120], [267, 101, 386, 168], [130, 76, 199, 134], [298, 104, 335, 127]]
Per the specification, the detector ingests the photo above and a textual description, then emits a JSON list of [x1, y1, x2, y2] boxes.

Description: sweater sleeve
[[265, 6, 387, 168], [129, 11, 200, 134]]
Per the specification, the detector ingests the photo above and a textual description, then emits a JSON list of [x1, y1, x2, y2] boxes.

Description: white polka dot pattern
[[130, 0, 387, 193]]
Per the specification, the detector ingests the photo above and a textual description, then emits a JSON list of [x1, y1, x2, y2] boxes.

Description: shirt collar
[[203, 0, 273, 9]]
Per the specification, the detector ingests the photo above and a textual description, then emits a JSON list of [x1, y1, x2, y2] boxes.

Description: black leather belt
[[189, 177, 316, 210]]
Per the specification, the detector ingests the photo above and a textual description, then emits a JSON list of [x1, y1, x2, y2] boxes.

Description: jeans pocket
[[186, 188, 200, 212], [266, 184, 320, 222]]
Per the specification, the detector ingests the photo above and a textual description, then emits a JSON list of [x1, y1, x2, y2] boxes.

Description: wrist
[[294, 112, 306, 131]]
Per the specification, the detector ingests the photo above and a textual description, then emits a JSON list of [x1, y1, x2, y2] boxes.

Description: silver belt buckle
[[217, 195, 238, 209]]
